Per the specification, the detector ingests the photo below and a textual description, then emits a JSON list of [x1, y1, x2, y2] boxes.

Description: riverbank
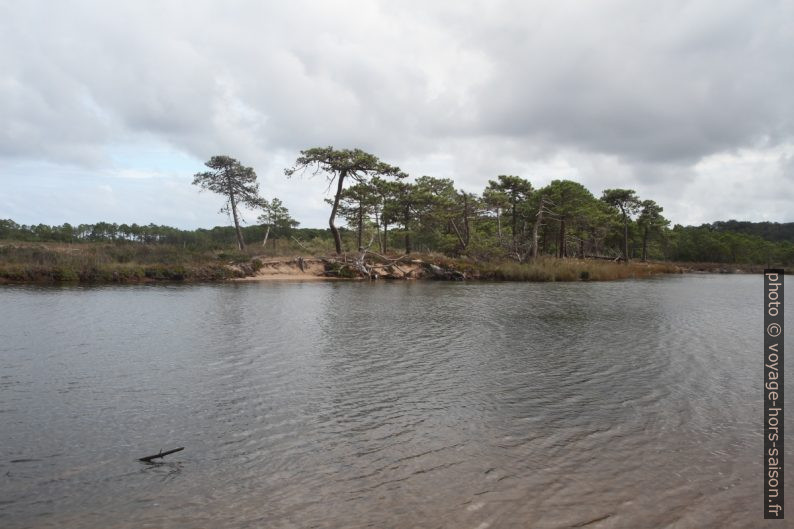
[[673, 261, 782, 274], [0, 242, 257, 284], [228, 253, 684, 282], [2, 241, 777, 284]]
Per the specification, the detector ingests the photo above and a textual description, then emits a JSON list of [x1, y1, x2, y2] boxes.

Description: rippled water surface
[[0, 275, 791, 528]]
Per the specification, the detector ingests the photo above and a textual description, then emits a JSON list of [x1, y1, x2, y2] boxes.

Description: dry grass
[[0, 241, 683, 283], [428, 256, 680, 282], [0, 241, 257, 283], [672, 261, 791, 274]]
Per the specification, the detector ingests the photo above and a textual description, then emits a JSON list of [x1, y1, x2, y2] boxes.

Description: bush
[[52, 267, 79, 282]]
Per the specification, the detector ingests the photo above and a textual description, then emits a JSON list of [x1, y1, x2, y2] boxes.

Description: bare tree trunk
[[403, 206, 411, 254], [228, 185, 245, 251], [496, 209, 502, 243], [357, 197, 364, 251], [329, 170, 346, 254], [374, 210, 383, 254], [531, 199, 543, 260], [450, 219, 467, 250], [559, 218, 566, 258], [642, 227, 648, 261], [262, 225, 271, 247], [511, 204, 517, 251]]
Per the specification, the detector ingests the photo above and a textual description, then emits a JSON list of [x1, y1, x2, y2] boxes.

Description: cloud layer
[[2, 0, 793, 228]]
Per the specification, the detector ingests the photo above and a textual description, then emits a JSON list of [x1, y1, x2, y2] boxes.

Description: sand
[[232, 257, 425, 281], [232, 258, 332, 281]]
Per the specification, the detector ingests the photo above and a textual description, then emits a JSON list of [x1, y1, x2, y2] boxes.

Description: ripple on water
[[0, 277, 789, 528]]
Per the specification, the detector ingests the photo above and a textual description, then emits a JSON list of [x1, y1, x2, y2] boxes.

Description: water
[[0, 275, 790, 528]]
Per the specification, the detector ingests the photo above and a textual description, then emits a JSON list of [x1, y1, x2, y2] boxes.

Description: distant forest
[[2, 217, 793, 266]]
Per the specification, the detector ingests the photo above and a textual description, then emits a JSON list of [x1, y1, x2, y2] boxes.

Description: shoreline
[[0, 242, 780, 285]]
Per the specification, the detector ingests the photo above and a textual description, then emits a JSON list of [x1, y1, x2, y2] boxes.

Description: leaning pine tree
[[285, 147, 406, 254], [193, 155, 262, 250]]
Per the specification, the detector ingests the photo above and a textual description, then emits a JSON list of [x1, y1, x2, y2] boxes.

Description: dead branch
[[139, 447, 184, 463], [291, 236, 311, 252]]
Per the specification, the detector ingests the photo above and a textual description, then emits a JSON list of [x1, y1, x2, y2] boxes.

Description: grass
[[0, 242, 259, 283], [0, 240, 684, 284], [424, 255, 680, 281], [671, 261, 792, 274]]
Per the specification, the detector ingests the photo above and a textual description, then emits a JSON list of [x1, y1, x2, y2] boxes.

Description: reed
[[435, 256, 680, 282]]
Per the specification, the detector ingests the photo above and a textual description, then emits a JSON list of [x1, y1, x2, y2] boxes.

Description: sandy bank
[[232, 258, 331, 281], [232, 256, 426, 281]]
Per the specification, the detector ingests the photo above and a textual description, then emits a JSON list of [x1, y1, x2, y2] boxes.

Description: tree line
[[279, 148, 667, 263], [2, 147, 793, 266], [0, 218, 310, 247]]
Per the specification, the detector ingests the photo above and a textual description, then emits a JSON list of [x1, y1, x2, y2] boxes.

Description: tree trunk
[[559, 218, 566, 258], [357, 196, 364, 251], [228, 184, 245, 251], [496, 209, 503, 243], [450, 219, 467, 250], [463, 194, 470, 247], [531, 199, 543, 259], [262, 225, 271, 247], [622, 209, 629, 263], [511, 203, 517, 250], [403, 205, 412, 254], [375, 210, 383, 254], [329, 170, 346, 254], [642, 227, 648, 261]]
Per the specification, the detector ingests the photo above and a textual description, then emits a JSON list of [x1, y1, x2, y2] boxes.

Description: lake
[[0, 275, 790, 528]]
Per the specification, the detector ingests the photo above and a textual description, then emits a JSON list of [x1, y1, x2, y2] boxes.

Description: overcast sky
[[1, 0, 792, 229]]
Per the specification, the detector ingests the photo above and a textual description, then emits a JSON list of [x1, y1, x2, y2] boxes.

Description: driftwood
[[138, 447, 184, 463], [424, 263, 465, 281], [290, 236, 311, 252], [321, 251, 426, 280], [319, 251, 470, 281]]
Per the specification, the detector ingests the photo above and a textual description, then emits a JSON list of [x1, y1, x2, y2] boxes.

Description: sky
[[1, 0, 793, 229]]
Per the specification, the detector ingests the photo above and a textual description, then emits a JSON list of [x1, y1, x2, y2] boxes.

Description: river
[[0, 275, 790, 528]]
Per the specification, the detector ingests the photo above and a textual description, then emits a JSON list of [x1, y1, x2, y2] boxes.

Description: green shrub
[[52, 267, 79, 282]]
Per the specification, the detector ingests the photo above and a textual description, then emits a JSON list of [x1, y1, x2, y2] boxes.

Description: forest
[[3, 217, 792, 266], [1, 148, 793, 283]]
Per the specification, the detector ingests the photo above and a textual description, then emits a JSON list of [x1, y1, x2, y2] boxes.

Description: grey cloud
[[457, 0, 794, 162], [1, 0, 793, 227]]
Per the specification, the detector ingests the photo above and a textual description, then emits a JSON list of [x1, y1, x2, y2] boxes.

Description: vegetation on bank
[[0, 241, 685, 284], [2, 215, 793, 272], [0, 242, 265, 284], [2, 147, 792, 284], [439, 257, 681, 281]]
